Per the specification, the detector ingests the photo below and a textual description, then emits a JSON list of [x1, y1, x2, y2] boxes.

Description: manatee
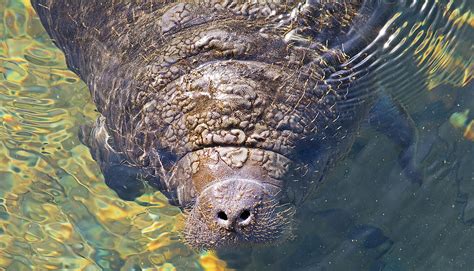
[[31, 0, 430, 250]]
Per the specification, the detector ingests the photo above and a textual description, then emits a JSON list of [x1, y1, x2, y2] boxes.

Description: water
[[0, 1, 472, 270]]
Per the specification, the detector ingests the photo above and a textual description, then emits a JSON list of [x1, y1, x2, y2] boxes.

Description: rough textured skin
[[31, 0, 391, 249]]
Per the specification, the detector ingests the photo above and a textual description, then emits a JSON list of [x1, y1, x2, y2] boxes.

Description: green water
[[0, 1, 473, 271]]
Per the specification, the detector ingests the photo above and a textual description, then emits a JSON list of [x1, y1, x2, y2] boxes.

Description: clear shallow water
[[0, 1, 472, 271]]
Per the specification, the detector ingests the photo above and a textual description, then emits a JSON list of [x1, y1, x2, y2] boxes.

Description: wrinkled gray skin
[[32, 0, 412, 250]]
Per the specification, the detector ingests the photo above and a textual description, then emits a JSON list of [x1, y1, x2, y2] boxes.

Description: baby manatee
[[32, 0, 423, 250]]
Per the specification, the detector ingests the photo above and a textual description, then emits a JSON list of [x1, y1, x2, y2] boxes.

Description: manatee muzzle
[[171, 147, 296, 249], [184, 177, 295, 249]]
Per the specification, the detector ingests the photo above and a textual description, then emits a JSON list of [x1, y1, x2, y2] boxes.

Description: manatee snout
[[183, 178, 295, 250], [205, 179, 261, 231]]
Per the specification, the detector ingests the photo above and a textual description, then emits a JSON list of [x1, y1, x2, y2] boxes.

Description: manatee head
[[130, 2, 364, 250], [157, 58, 325, 249], [164, 144, 302, 250]]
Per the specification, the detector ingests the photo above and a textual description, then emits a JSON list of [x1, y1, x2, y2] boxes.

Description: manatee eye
[[217, 211, 228, 221], [240, 210, 251, 220]]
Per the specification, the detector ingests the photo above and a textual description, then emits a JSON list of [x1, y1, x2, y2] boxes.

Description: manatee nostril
[[240, 209, 251, 221], [217, 211, 228, 221]]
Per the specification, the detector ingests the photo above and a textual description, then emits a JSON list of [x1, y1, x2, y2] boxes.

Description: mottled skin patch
[[32, 0, 377, 249]]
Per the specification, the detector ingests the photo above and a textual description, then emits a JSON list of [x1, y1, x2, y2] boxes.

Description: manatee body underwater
[[31, 0, 432, 251]]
